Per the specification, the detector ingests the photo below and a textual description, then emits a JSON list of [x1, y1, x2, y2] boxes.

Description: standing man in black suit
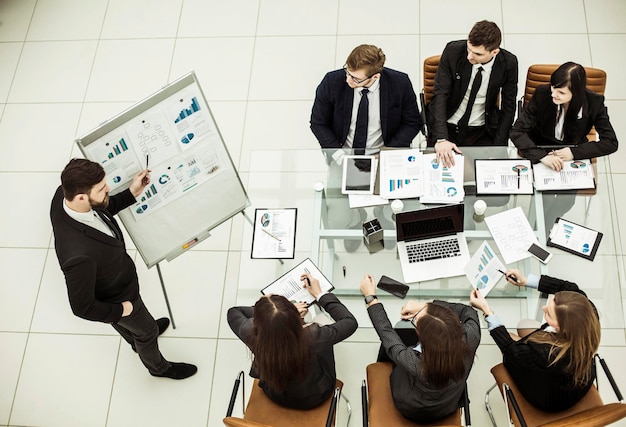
[[50, 158, 197, 380], [310, 44, 422, 151], [427, 20, 518, 167]]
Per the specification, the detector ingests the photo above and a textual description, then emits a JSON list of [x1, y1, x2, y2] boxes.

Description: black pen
[[146, 154, 149, 169], [498, 269, 520, 284], [517, 168, 520, 189], [302, 276, 311, 287]]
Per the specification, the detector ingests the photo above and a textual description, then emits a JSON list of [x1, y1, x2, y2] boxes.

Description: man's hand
[[129, 169, 151, 198], [359, 274, 376, 297], [540, 154, 563, 171], [435, 140, 462, 168]]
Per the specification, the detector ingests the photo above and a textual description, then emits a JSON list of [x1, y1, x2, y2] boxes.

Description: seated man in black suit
[[427, 20, 518, 167], [310, 44, 422, 151]]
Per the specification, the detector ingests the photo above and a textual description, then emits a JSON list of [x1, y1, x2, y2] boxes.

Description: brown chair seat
[[366, 362, 462, 426]]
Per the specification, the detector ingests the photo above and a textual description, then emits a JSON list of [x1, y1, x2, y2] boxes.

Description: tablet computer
[[341, 155, 377, 195]]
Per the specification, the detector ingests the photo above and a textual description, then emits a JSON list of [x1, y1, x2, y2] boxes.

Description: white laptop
[[395, 204, 470, 283]]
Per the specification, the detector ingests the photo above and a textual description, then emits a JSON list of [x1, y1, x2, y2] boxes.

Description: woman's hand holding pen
[[301, 273, 322, 299], [504, 269, 527, 287]]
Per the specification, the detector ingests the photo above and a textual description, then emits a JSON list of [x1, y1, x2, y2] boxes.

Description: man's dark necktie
[[457, 66, 484, 130], [96, 210, 121, 240], [353, 88, 369, 154]]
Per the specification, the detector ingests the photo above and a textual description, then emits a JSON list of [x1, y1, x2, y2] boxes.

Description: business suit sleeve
[[510, 91, 550, 162], [432, 300, 481, 352], [310, 73, 343, 148], [537, 275, 587, 297], [314, 294, 358, 345], [227, 306, 255, 348], [570, 95, 618, 160], [367, 303, 422, 376], [385, 74, 422, 147], [428, 44, 456, 141], [493, 54, 518, 145], [61, 255, 124, 323], [107, 189, 138, 216]]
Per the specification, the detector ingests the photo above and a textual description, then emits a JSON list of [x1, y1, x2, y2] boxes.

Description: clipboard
[[547, 217, 603, 261], [474, 159, 533, 195], [261, 258, 334, 306]]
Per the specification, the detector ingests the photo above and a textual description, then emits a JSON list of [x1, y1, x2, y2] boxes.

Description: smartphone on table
[[377, 275, 409, 298], [527, 243, 552, 264]]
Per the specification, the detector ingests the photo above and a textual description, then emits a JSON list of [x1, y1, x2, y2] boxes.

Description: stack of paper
[[533, 159, 594, 190]]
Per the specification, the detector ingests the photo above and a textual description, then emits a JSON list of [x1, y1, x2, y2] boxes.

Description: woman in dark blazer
[[511, 61, 618, 169], [360, 274, 481, 423], [470, 269, 600, 412], [227, 273, 357, 410]]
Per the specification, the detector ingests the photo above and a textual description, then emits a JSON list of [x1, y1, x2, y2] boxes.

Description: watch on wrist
[[364, 295, 378, 305]]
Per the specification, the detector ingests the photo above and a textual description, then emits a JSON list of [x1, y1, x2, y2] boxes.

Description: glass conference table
[[307, 146, 596, 320]]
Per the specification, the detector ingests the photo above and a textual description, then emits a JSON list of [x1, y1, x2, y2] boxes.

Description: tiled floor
[[0, 0, 625, 426]]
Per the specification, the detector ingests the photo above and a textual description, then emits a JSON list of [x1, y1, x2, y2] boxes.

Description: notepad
[[547, 217, 602, 261]]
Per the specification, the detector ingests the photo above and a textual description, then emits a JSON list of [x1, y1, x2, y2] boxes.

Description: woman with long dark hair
[[511, 61, 618, 170], [470, 269, 600, 411], [228, 273, 357, 409], [360, 274, 480, 423]]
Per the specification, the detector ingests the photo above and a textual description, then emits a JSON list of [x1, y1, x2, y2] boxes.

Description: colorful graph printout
[[533, 159, 595, 190], [464, 241, 506, 296], [261, 258, 333, 306], [475, 159, 533, 194], [420, 153, 465, 204], [379, 149, 423, 199]]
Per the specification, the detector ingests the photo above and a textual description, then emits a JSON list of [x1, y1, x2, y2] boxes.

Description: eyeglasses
[[343, 66, 373, 84]]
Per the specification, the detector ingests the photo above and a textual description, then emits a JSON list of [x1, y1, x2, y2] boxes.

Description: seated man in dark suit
[[427, 20, 518, 167], [310, 44, 422, 151]]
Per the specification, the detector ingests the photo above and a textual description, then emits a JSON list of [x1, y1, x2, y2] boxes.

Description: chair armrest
[[361, 380, 368, 427], [419, 91, 427, 136], [595, 355, 624, 402], [504, 383, 528, 427], [325, 387, 340, 427], [463, 382, 471, 426]]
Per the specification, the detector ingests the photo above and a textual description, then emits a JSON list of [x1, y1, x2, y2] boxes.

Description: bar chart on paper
[[174, 97, 201, 123]]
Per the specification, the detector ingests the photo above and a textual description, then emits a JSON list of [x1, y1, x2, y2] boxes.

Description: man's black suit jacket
[[310, 67, 422, 148], [50, 186, 139, 324], [427, 40, 518, 146]]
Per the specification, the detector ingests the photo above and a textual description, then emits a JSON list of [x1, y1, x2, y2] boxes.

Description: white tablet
[[341, 155, 377, 195]]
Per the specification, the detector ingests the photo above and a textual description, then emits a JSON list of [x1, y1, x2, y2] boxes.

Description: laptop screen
[[396, 204, 464, 242]]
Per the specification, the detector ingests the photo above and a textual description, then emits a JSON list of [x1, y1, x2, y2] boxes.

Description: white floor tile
[[605, 101, 626, 173], [257, 0, 338, 36], [76, 101, 135, 137], [589, 34, 626, 99], [26, 0, 107, 41], [8, 40, 97, 103], [0, 332, 27, 425], [0, 249, 46, 332], [100, 0, 182, 39], [170, 37, 255, 101], [0, 173, 58, 247], [85, 39, 176, 102], [10, 333, 119, 427], [107, 338, 214, 427], [584, 0, 626, 33], [0, 0, 36, 42], [248, 36, 336, 101], [338, 0, 418, 35], [0, 42, 21, 103], [503, 0, 587, 33], [207, 101, 247, 168], [420, 0, 502, 34], [0, 103, 81, 171], [178, 0, 259, 37]]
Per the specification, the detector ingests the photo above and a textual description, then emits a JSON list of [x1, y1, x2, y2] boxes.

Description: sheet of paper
[[420, 153, 465, 204], [475, 159, 533, 194], [533, 159, 594, 190], [251, 208, 297, 259], [485, 206, 537, 264], [379, 149, 424, 199], [348, 194, 389, 208], [464, 241, 505, 296], [261, 258, 333, 306]]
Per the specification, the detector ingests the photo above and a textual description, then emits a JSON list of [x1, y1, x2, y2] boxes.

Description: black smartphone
[[527, 243, 553, 264], [377, 275, 409, 299]]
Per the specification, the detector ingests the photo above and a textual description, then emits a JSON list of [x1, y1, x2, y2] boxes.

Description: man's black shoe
[[132, 317, 170, 352], [150, 362, 198, 380]]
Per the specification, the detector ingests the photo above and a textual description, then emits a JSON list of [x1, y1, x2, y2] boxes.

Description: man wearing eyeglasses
[[427, 20, 518, 168], [310, 44, 421, 150]]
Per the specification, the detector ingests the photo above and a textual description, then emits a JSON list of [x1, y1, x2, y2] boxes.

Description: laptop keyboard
[[406, 238, 461, 263]]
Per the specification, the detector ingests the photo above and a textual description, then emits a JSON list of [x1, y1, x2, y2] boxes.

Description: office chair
[[484, 355, 626, 427], [223, 371, 350, 427], [361, 362, 470, 426], [419, 55, 441, 138]]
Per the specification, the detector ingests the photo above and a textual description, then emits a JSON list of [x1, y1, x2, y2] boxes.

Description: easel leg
[[242, 210, 284, 265], [156, 263, 176, 329]]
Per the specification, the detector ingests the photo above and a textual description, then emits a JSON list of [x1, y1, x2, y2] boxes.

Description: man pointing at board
[[50, 158, 197, 380]]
